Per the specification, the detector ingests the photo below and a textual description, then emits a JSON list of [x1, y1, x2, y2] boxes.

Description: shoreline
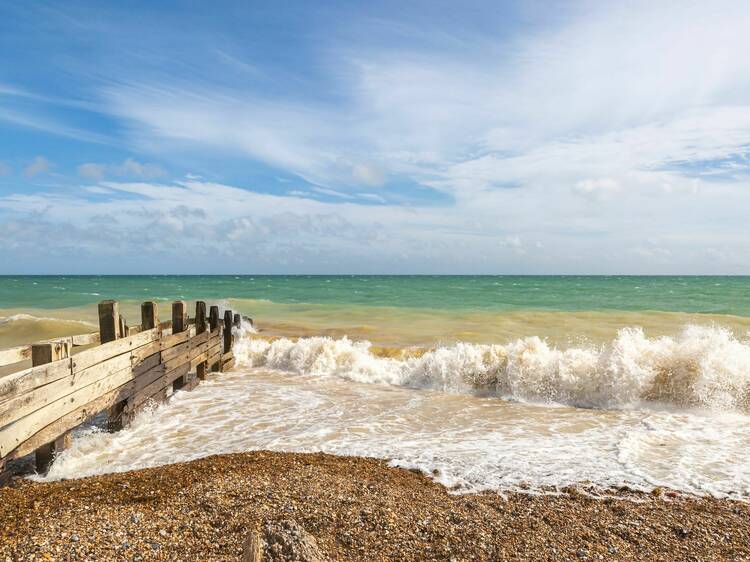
[[2, 451, 749, 561]]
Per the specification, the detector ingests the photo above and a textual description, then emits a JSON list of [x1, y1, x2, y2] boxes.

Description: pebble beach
[[2, 451, 749, 561]]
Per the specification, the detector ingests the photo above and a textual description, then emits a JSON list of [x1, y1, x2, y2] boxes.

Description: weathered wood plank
[[165, 361, 190, 384], [5, 381, 134, 461], [190, 351, 209, 371], [190, 329, 210, 347], [128, 376, 170, 411], [70, 332, 100, 346], [132, 341, 161, 366], [0, 365, 135, 458], [0, 353, 132, 429], [72, 328, 159, 373], [162, 348, 192, 373], [161, 340, 190, 363], [0, 331, 100, 368], [160, 330, 191, 351], [0, 359, 72, 406], [222, 358, 235, 371], [132, 350, 161, 377], [133, 364, 166, 394]]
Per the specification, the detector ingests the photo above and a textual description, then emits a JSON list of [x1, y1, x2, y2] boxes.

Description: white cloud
[[4, 1, 750, 272], [77, 159, 165, 181], [115, 158, 165, 178], [573, 178, 620, 199], [24, 156, 52, 177], [77, 163, 107, 180]]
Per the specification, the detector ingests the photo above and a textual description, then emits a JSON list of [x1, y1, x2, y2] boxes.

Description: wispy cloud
[[2, 0, 750, 272], [23, 156, 53, 177], [77, 158, 165, 180]]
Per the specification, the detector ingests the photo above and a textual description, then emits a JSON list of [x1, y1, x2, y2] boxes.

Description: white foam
[[40, 368, 750, 499], [235, 325, 750, 412]]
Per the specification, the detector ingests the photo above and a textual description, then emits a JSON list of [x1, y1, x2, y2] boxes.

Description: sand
[[1, 451, 749, 561]]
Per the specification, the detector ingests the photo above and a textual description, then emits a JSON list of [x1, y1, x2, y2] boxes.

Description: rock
[[262, 520, 326, 562]]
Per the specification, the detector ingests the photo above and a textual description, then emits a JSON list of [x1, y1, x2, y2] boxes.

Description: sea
[[1, 275, 749, 498]]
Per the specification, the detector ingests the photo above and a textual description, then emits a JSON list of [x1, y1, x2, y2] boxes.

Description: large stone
[[244, 520, 326, 562]]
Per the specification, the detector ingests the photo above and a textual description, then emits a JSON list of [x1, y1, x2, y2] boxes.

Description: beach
[[2, 451, 749, 561], [2, 276, 750, 559]]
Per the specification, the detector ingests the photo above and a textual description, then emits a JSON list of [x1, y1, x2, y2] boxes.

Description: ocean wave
[[0, 314, 95, 327], [234, 325, 750, 412]]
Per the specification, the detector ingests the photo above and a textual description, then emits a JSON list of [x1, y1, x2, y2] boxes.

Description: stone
[[262, 520, 325, 562]]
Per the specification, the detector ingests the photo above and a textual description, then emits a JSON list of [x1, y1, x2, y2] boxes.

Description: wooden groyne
[[0, 300, 241, 482]]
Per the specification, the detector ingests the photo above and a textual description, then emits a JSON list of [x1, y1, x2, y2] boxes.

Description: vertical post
[[195, 301, 207, 334], [223, 310, 233, 354], [233, 313, 242, 328], [98, 300, 120, 343], [172, 301, 188, 390], [195, 301, 207, 380], [100, 300, 125, 430], [119, 316, 127, 338], [32, 342, 72, 473], [209, 305, 220, 332], [172, 301, 187, 334], [141, 301, 159, 330]]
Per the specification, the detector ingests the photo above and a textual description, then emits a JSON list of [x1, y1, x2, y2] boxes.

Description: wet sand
[[1, 451, 749, 561]]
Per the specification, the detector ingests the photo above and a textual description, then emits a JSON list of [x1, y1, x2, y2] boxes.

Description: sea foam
[[235, 324, 750, 412]]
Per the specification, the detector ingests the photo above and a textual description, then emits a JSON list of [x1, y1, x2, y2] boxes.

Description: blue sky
[[1, 0, 750, 274]]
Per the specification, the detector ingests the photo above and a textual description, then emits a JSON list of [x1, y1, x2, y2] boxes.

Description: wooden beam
[[172, 301, 187, 334], [195, 301, 208, 381], [233, 313, 242, 328], [171, 301, 189, 389], [5, 382, 134, 462], [0, 364, 136, 458], [209, 305, 220, 332], [223, 310, 233, 354], [98, 300, 120, 344], [31, 342, 71, 474], [141, 301, 159, 330], [195, 301, 207, 334]]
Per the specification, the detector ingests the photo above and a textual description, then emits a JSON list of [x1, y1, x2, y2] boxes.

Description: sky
[[1, 0, 750, 274]]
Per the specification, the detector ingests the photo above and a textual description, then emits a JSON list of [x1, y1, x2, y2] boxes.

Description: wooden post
[[32, 342, 72, 473], [98, 300, 120, 343], [209, 305, 220, 332], [118, 315, 127, 338], [172, 301, 187, 334], [233, 313, 242, 328], [223, 310, 233, 354], [141, 301, 159, 330], [172, 301, 189, 390], [195, 301, 207, 381], [100, 300, 126, 431]]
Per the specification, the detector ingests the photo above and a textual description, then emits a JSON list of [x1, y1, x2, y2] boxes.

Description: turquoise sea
[[1, 275, 749, 313]]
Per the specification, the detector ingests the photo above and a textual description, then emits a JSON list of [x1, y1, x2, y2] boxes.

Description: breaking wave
[[235, 325, 750, 412]]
